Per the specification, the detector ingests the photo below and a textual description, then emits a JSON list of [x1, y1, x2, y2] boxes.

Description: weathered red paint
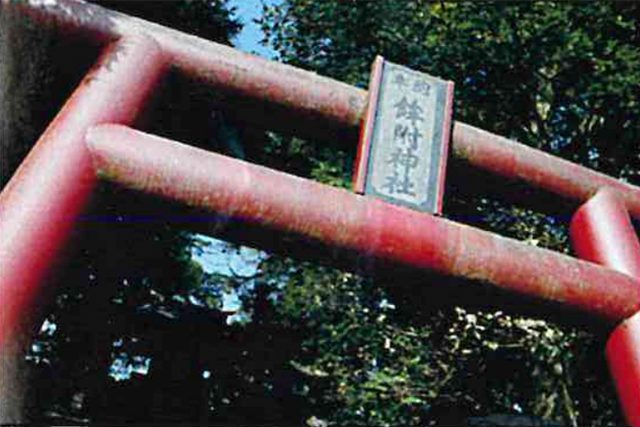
[[570, 188, 640, 279], [436, 76, 455, 214], [454, 124, 640, 219], [607, 313, 640, 427], [5, 0, 366, 135], [353, 55, 384, 194], [570, 189, 640, 426], [1, 1, 640, 420], [0, 37, 167, 350], [7, 0, 640, 220], [571, 190, 640, 425], [86, 124, 640, 323]]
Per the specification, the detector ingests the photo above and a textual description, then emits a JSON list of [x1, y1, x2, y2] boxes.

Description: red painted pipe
[[570, 188, 640, 278], [570, 188, 640, 426], [0, 37, 167, 351], [452, 124, 640, 219], [607, 313, 640, 427], [7, 0, 640, 220], [86, 124, 640, 323]]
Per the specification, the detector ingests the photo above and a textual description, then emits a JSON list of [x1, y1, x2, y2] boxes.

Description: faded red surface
[[2, 2, 640, 419], [8, 0, 640, 219], [86, 124, 640, 324], [0, 36, 167, 350], [571, 188, 640, 279], [607, 313, 640, 427], [352, 55, 384, 194], [570, 189, 640, 426]]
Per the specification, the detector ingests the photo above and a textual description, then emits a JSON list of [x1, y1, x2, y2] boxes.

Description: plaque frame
[[353, 56, 454, 215]]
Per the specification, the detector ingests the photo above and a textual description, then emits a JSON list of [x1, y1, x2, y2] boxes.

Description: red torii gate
[[1, 0, 640, 423]]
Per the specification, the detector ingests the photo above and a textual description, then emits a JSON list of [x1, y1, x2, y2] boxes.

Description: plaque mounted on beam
[[353, 56, 454, 215]]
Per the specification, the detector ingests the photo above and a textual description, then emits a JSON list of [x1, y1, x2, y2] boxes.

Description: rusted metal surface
[[86, 124, 640, 324], [6, 0, 640, 219], [0, 36, 167, 350], [570, 189, 640, 426]]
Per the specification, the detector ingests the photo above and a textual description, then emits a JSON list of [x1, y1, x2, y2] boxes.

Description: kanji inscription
[[362, 60, 453, 214]]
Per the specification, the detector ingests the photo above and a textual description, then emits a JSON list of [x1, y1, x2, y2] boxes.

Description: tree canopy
[[255, 2, 640, 426]]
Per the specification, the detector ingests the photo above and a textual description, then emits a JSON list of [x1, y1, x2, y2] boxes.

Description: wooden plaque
[[353, 56, 454, 214]]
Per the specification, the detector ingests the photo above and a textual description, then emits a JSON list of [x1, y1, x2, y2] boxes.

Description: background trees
[[255, 2, 640, 426], [5, 1, 639, 426]]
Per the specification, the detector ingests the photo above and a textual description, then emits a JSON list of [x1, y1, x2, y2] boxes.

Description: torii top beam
[[7, 0, 640, 219]]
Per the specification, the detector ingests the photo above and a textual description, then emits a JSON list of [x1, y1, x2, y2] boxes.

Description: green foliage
[[95, 0, 241, 44], [253, 1, 640, 426], [239, 257, 619, 426], [263, 1, 640, 175]]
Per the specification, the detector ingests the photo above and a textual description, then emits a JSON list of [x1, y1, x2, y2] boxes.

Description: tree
[[251, 1, 640, 426]]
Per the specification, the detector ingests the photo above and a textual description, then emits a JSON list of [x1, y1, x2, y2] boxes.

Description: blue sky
[[229, 0, 279, 58], [189, 0, 280, 319]]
